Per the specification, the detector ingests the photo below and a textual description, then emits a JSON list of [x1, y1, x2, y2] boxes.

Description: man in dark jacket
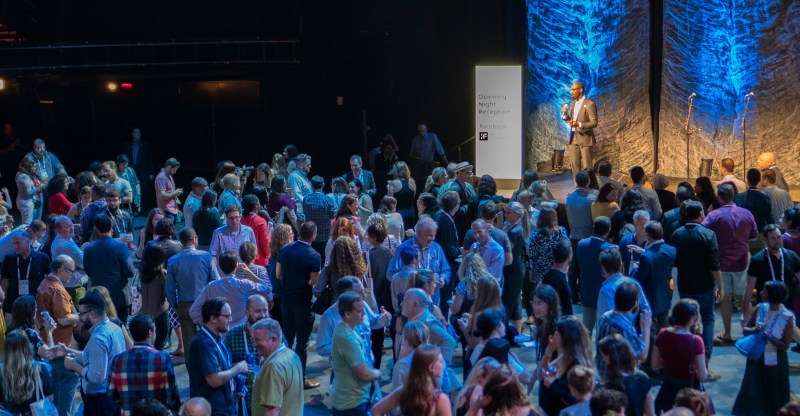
[[84, 214, 136, 322]]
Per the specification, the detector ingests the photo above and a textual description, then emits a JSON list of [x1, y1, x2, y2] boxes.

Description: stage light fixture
[[107, 82, 118, 92], [0, 78, 5, 90]]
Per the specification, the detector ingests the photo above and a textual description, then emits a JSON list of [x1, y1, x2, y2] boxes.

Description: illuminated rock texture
[[659, 0, 800, 182], [526, 0, 653, 174]]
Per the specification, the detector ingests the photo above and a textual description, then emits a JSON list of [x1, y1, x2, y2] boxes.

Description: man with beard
[[224, 295, 269, 415], [187, 297, 249, 416], [103, 189, 134, 247], [386, 216, 451, 305], [26, 138, 67, 182]]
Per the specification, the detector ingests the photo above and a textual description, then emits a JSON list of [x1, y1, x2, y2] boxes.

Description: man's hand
[[64, 355, 79, 372], [715, 287, 724, 303], [377, 307, 391, 327], [640, 309, 652, 332], [233, 361, 249, 375]]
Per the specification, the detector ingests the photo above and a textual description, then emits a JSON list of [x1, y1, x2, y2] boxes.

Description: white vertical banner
[[475, 65, 522, 179]]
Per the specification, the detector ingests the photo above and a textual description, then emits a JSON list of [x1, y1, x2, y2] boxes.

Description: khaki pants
[[178, 302, 196, 358], [569, 143, 593, 173]]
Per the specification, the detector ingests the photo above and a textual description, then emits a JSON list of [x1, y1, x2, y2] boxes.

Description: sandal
[[170, 349, 184, 356], [713, 334, 735, 346]]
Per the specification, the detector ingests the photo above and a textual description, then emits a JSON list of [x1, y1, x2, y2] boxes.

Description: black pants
[[439, 260, 458, 320], [116, 304, 129, 325], [281, 301, 314, 377], [371, 328, 385, 369], [153, 311, 169, 350], [311, 241, 327, 263]]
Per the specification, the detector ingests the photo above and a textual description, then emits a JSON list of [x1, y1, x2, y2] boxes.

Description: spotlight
[[107, 82, 118, 92], [0, 78, 5, 91]]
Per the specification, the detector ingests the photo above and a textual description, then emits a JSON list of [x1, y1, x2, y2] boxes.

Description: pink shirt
[[155, 169, 179, 214], [702, 204, 757, 272]]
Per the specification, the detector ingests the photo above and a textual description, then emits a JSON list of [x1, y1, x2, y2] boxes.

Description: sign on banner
[[475, 65, 522, 179]]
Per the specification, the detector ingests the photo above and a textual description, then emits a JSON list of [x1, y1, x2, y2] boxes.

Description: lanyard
[[201, 327, 234, 393], [17, 255, 32, 281], [767, 248, 785, 282], [243, 328, 251, 355]]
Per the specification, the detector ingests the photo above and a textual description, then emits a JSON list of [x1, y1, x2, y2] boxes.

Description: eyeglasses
[[62, 267, 74, 274], [78, 309, 95, 317], [218, 313, 233, 321]]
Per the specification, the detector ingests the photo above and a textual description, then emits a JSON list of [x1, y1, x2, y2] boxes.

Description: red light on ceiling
[[120, 83, 133, 89]]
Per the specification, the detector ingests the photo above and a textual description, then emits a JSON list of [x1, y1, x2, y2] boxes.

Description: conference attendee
[[437, 161, 475, 237], [155, 158, 183, 223], [462, 200, 512, 265], [433, 190, 461, 311], [761, 169, 793, 225], [695, 176, 720, 212], [0, 330, 54, 414], [343, 155, 377, 198], [190, 251, 271, 327], [592, 183, 620, 220], [400, 288, 457, 365], [370, 344, 450, 416], [209, 205, 256, 270], [386, 216, 451, 305], [409, 121, 448, 166], [756, 151, 789, 191], [276, 221, 321, 389], [526, 205, 568, 321], [1, 230, 50, 316], [735, 168, 775, 232], [26, 138, 66, 182], [139, 244, 171, 350], [702, 183, 757, 345], [193, 191, 223, 250], [742, 224, 800, 322], [501, 201, 529, 332], [566, 169, 597, 301], [184, 177, 208, 230], [610, 189, 643, 244], [595, 282, 652, 377], [224, 295, 269, 414], [576, 216, 614, 334], [104, 189, 134, 243], [561, 82, 598, 172], [240, 194, 270, 266], [560, 366, 596, 416], [624, 166, 662, 220], [15, 156, 46, 225], [54, 292, 127, 415], [330, 292, 383, 415], [36, 254, 80, 416], [596, 161, 623, 200], [716, 158, 746, 193], [187, 298, 249, 416], [103, 161, 134, 206], [631, 221, 675, 335], [541, 239, 574, 316], [287, 153, 313, 214], [596, 247, 652, 319], [652, 174, 676, 213], [47, 174, 72, 216], [116, 154, 142, 214], [84, 214, 136, 323], [670, 200, 722, 367], [108, 314, 181, 416], [303, 175, 336, 257], [251, 318, 304, 416], [597, 334, 655, 416], [149, 218, 183, 262], [466, 219, 504, 283], [538, 316, 594, 415], [386, 161, 416, 230], [166, 228, 219, 364], [663, 185, 694, 242], [123, 127, 154, 210], [183, 397, 212, 416], [619, 210, 649, 275], [214, 174, 240, 214]]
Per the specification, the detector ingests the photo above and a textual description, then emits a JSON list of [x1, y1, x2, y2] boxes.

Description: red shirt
[[48, 192, 72, 215], [241, 213, 270, 266], [654, 329, 705, 381]]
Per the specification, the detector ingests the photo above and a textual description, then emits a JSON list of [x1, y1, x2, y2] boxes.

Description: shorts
[[721, 270, 747, 296]]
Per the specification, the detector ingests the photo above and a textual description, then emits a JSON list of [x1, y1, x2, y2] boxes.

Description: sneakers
[[304, 379, 320, 390], [706, 370, 721, 382]]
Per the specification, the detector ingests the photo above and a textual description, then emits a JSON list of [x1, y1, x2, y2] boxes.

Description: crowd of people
[[0, 121, 797, 415]]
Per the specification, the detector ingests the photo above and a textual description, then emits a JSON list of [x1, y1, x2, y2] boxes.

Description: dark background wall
[[0, 0, 526, 188]]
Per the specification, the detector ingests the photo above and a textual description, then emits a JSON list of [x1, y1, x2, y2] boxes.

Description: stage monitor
[[475, 65, 522, 180]]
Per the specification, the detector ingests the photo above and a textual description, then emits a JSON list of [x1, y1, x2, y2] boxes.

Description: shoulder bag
[[30, 367, 57, 416]]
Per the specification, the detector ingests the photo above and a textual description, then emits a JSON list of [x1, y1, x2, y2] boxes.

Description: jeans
[[680, 288, 716, 360], [50, 357, 79, 416], [281, 301, 314, 376], [332, 402, 370, 416], [17, 198, 35, 225]]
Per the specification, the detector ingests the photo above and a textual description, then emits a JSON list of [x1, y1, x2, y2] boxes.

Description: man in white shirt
[[183, 177, 208, 230], [715, 158, 747, 194]]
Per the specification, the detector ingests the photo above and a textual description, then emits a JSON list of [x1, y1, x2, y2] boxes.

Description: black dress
[[395, 179, 416, 230], [502, 223, 527, 321]]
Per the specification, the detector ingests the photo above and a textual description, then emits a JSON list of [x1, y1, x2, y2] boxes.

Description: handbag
[[735, 304, 768, 360], [30, 369, 58, 416], [311, 285, 333, 315]]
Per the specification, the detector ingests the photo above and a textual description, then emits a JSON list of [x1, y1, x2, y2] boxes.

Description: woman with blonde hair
[[315, 236, 367, 299], [378, 196, 405, 240], [503, 201, 530, 332], [0, 330, 53, 413], [268, 224, 294, 324], [391, 321, 430, 390], [270, 153, 289, 179], [425, 167, 449, 196], [407, 269, 446, 322], [371, 345, 451, 416], [452, 253, 490, 318], [388, 161, 417, 230], [361, 213, 400, 253]]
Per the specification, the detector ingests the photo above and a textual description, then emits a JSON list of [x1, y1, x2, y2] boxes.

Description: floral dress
[[527, 226, 568, 286]]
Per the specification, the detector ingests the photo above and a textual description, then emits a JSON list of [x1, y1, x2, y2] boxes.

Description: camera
[[235, 166, 255, 175]]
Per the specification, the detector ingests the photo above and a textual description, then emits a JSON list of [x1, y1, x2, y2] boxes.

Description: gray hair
[[50, 254, 75, 273], [251, 318, 283, 340], [367, 213, 387, 228], [404, 288, 429, 308], [632, 210, 651, 222], [414, 215, 438, 233], [222, 173, 238, 186], [350, 155, 362, 163]]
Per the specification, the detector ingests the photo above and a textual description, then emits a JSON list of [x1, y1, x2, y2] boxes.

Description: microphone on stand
[[745, 92, 754, 97], [689, 92, 697, 99]]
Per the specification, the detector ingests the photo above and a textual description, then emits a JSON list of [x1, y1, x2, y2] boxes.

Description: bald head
[[757, 152, 776, 170], [183, 397, 211, 416], [401, 288, 429, 319], [245, 295, 269, 325]]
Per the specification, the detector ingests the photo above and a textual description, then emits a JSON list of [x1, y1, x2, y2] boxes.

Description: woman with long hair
[[16, 156, 46, 225], [335, 194, 365, 238], [387, 161, 417, 230], [532, 285, 561, 365], [694, 177, 720, 213], [467, 368, 536, 416], [348, 178, 374, 226], [139, 244, 170, 350], [652, 299, 708, 413], [267, 224, 294, 325], [378, 196, 405, 241], [266, 175, 298, 224], [390, 321, 430, 390], [455, 357, 502, 416], [458, 277, 504, 351], [416, 192, 439, 219], [211, 161, 237, 195], [592, 183, 621, 220], [324, 216, 360, 266], [192, 190, 223, 250], [314, 236, 367, 299], [371, 344, 451, 416], [328, 177, 349, 209], [539, 316, 594, 415], [733, 280, 794, 415], [406, 269, 446, 322], [451, 254, 490, 322], [471, 312, 533, 385], [270, 153, 289, 179], [0, 330, 53, 413], [136, 208, 165, 259], [527, 205, 568, 288], [7, 295, 53, 358], [425, 167, 448, 197], [243, 162, 271, 196], [46, 174, 72, 216], [467, 175, 507, 225], [598, 334, 655, 416], [503, 202, 530, 332]]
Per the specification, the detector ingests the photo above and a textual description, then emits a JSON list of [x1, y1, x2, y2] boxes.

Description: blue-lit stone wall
[[659, 0, 800, 181], [526, 0, 652, 173]]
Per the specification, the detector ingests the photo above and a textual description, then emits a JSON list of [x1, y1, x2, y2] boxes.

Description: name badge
[[19, 280, 29, 296]]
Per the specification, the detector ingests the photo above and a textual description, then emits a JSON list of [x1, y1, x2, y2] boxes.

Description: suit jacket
[[662, 208, 682, 243], [562, 98, 598, 147], [343, 170, 377, 197], [433, 210, 460, 262], [576, 236, 615, 309], [84, 236, 136, 308], [632, 242, 676, 314], [123, 140, 154, 178]]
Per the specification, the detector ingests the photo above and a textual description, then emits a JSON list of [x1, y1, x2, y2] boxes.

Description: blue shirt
[[596, 273, 652, 322], [217, 189, 241, 212], [278, 241, 321, 304], [166, 247, 220, 306], [189, 275, 272, 327], [576, 236, 615, 309], [287, 169, 312, 206], [209, 225, 256, 258], [302, 191, 336, 243], [409, 132, 446, 162], [188, 327, 236, 416], [469, 237, 505, 285], [81, 318, 126, 394], [387, 238, 451, 305]]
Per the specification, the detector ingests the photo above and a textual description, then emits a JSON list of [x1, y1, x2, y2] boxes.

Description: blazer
[[84, 236, 136, 307], [632, 242, 676, 314], [562, 98, 598, 147], [343, 170, 377, 197], [576, 236, 615, 309]]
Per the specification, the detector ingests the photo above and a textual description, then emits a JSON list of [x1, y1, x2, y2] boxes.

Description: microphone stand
[[742, 94, 753, 175], [684, 94, 702, 180]]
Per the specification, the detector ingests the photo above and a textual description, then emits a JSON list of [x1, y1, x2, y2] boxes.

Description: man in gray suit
[[343, 155, 376, 198], [562, 82, 598, 174]]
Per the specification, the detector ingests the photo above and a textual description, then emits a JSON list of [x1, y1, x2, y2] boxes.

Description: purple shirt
[[702, 204, 757, 271], [783, 233, 800, 258]]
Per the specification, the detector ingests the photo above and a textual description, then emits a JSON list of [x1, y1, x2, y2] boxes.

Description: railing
[[447, 135, 475, 163]]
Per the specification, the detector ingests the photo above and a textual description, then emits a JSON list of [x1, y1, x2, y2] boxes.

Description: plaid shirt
[[302, 191, 336, 242], [225, 323, 256, 412], [108, 344, 181, 415]]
